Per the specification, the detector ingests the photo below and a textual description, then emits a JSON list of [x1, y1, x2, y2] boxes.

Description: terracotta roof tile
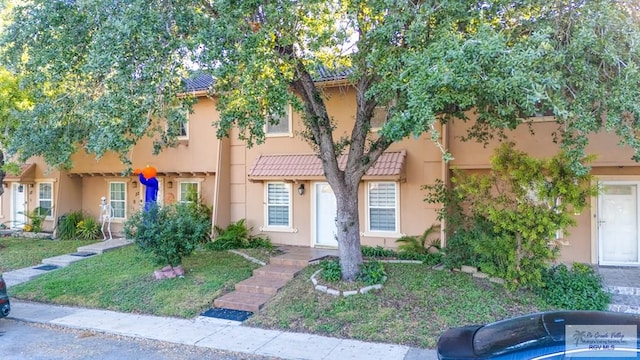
[[248, 150, 406, 180], [4, 163, 35, 183], [184, 66, 352, 92]]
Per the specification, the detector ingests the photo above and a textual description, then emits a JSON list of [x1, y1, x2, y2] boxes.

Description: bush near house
[[207, 219, 272, 250], [124, 202, 212, 267], [425, 143, 597, 290], [58, 210, 101, 240], [538, 263, 611, 311]]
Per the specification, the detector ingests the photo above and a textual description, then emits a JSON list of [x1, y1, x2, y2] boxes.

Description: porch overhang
[[68, 170, 215, 178], [4, 163, 36, 184], [247, 150, 407, 182]]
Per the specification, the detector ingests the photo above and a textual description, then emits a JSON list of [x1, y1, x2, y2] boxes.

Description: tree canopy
[[3, 0, 640, 279]]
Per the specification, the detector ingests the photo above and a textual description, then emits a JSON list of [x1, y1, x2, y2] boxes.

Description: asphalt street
[[0, 318, 282, 360]]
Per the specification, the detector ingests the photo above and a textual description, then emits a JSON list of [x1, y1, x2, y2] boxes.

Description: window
[[168, 111, 189, 140], [371, 106, 388, 130], [265, 105, 291, 136], [179, 181, 200, 203], [37, 182, 53, 217], [178, 117, 189, 139], [109, 182, 126, 219], [266, 182, 291, 227], [367, 182, 398, 232]]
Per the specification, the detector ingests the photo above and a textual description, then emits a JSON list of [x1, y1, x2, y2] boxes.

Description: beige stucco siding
[[232, 86, 444, 248]]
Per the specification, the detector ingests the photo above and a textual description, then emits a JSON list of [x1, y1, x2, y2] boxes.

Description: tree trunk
[[334, 184, 363, 281], [0, 151, 5, 197]]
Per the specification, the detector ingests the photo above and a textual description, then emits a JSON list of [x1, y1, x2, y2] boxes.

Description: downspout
[[440, 122, 450, 248], [212, 136, 223, 233]]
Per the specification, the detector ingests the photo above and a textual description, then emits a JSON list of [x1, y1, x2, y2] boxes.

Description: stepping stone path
[[214, 246, 337, 313], [3, 238, 133, 288]]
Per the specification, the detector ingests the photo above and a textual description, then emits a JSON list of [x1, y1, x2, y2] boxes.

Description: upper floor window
[[178, 117, 189, 139], [266, 182, 291, 227], [109, 182, 126, 219], [37, 182, 53, 217], [265, 105, 292, 136], [167, 111, 189, 140], [178, 181, 200, 203], [367, 182, 398, 233], [371, 106, 388, 130]]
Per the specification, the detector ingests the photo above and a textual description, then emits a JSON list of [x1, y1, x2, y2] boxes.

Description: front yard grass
[[0, 237, 96, 272], [246, 263, 552, 349], [6, 242, 555, 348], [9, 246, 260, 318]]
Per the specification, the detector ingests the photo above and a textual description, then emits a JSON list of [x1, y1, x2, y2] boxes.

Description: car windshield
[[473, 314, 554, 357]]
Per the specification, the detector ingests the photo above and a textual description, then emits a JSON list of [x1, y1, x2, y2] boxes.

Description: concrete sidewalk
[[8, 300, 437, 360]]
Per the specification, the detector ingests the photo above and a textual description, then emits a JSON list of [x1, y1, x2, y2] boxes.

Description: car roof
[[473, 311, 640, 357]]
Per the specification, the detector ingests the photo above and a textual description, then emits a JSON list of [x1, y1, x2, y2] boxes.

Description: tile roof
[[248, 150, 406, 180], [4, 163, 35, 183], [184, 73, 215, 92], [183, 66, 352, 93]]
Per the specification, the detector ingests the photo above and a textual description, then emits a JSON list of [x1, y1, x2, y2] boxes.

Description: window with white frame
[[265, 105, 291, 136], [178, 181, 200, 203], [266, 182, 291, 227], [38, 182, 53, 217], [109, 182, 126, 219], [367, 182, 398, 232]]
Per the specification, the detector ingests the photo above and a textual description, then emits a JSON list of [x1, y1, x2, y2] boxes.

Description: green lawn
[[5, 240, 555, 348], [245, 263, 552, 348], [9, 246, 260, 318], [0, 237, 96, 272]]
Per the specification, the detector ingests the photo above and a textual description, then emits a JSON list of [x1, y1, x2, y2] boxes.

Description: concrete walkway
[[4, 239, 438, 359], [8, 300, 437, 360]]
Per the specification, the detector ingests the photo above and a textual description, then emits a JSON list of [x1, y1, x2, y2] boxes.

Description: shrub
[[441, 226, 484, 271], [76, 217, 101, 240], [395, 224, 440, 254], [124, 202, 212, 266], [361, 245, 396, 258], [538, 263, 611, 310], [21, 207, 47, 233], [425, 144, 596, 289], [320, 259, 342, 283], [207, 219, 271, 250], [396, 251, 443, 266], [58, 210, 86, 240], [357, 261, 386, 285], [361, 245, 442, 265]]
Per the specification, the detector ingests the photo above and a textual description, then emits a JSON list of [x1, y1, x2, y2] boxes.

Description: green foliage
[[320, 259, 342, 283], [396, 224, 440, 255], [431, 144, 596, 289], [538, 263, 611, 310], [21, 207, 47, 233], [360, 245, 442, 266], [124, 203, 212, 267], [207, 219, 271, 250], [57, 210, 86, 240], [357, 261, 386, 286], [75, 217, 100, 241], [5, 0, 640, 282], [321, 257, 391, 286], [361, 246, 396, 258]]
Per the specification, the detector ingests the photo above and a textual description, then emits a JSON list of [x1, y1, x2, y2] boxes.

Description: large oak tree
[[3, 0, 640, 280]]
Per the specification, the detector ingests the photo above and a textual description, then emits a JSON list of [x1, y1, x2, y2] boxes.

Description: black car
[[437, 311, 640, 359], [0, 274, 10, 318]]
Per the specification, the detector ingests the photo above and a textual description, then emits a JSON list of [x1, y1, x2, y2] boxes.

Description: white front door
[[11, 183, 26, 229], [314, 182, 338, 248], [599, 183, 640, 265]]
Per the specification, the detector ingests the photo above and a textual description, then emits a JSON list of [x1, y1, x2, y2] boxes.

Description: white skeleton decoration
[[99, 196, 114, 240]]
